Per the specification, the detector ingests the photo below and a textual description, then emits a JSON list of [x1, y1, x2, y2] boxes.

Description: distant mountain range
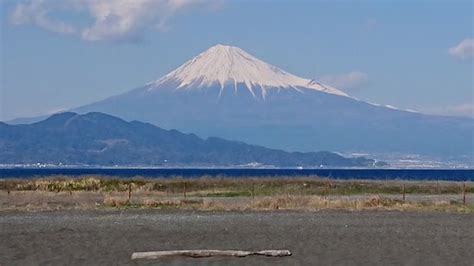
[[0, 112, 380, 167], [7, 45, 473, 163]]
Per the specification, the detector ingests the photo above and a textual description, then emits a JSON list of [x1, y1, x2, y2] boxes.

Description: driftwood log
[[131, 249, 292, 259]]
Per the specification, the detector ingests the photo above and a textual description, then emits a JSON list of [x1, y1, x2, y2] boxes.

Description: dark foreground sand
[[1, 210, 473, 266]]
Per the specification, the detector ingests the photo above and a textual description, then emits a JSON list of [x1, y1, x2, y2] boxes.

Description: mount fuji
[[13, 45, 474, 161]]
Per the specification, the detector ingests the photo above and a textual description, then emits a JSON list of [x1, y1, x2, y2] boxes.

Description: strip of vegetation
[[1, 176, 472, 213], [97, 195, 473, 213], [1, 176, 472, 196]]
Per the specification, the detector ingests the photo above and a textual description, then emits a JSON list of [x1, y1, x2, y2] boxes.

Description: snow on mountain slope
[[149, 44, 348, 98]]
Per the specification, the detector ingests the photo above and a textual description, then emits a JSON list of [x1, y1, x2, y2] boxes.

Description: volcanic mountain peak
[[149, 44, 348, 97]]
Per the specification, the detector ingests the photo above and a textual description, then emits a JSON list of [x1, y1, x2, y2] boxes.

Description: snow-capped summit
[[150, 44, 348, 98]]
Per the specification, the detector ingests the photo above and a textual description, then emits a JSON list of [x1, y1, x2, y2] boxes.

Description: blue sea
[[0, 168, 473, 181]]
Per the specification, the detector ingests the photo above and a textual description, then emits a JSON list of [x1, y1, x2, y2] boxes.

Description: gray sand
[[1, 210, 473, 265]]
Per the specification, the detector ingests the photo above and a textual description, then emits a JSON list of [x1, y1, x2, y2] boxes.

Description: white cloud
[[9, 0, 215, 42], [319, 71, 369, 91], [425, 103, 474, 118], [448, 38, 474, 60], [10, 0, 76, 34]]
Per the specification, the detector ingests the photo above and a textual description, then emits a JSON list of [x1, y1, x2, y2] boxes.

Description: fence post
[[183, 182, 187, 198], [402, 184, 406, 202], [128, 183, 132, 201], [463, 183, 466, 205], [252, 183, 255, 199]]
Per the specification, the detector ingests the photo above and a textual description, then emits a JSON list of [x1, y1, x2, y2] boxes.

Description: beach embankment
[[1, 176, 472, 212]]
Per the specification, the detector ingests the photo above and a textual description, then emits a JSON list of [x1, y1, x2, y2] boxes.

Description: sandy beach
[[1, 210, 473, 265]]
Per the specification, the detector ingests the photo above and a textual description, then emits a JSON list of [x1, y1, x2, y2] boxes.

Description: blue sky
[[1, 0, 473, 121]]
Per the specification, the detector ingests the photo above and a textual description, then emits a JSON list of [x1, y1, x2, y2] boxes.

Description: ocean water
[[0, 168, 473, 181]]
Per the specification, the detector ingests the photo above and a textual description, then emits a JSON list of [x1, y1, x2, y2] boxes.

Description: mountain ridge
[[0, 112, 379, 167]]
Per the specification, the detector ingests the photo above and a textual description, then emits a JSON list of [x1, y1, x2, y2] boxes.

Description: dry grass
[[2, 176, 472, 195], [201, 196, 473, 213], [0, 176, 472, 213], [1, 190, 471, 213]]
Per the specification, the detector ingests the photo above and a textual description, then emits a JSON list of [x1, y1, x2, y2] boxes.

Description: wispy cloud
[[425, 103, 474, 118], [9, 0, 218, 42], [10, 0, 76, 34], [319, 71, 369, 91], [448, 38, 474, 60]]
